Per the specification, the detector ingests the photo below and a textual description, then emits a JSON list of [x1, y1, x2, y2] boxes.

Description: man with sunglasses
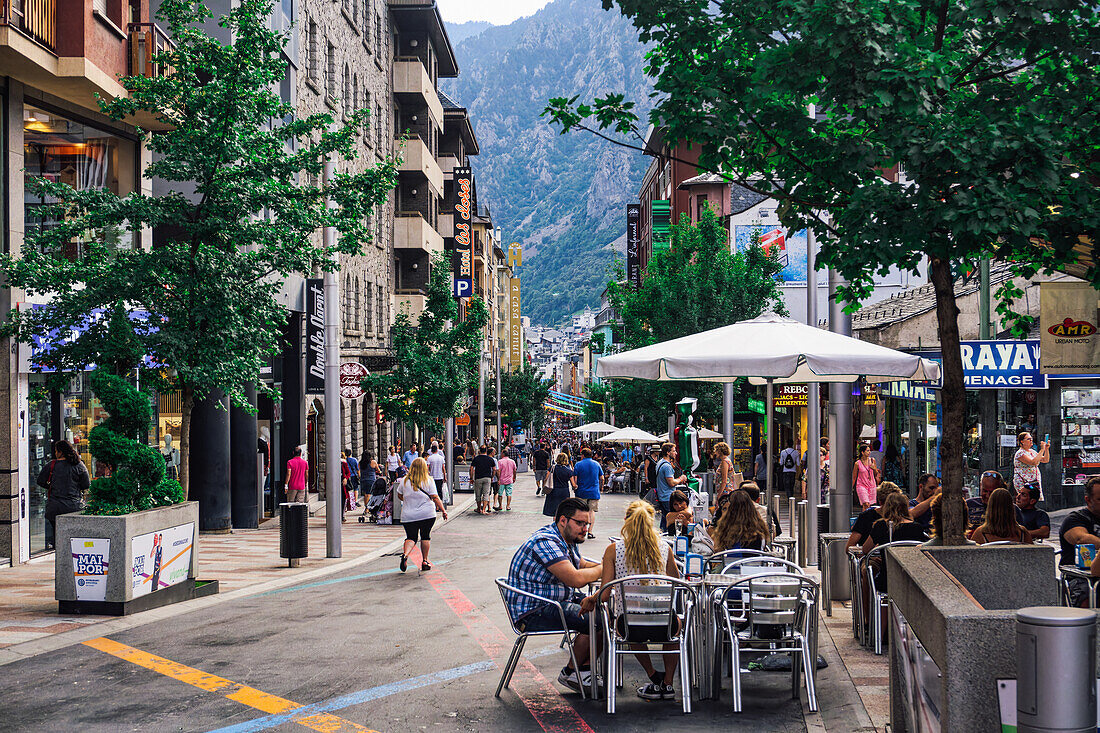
[[505, 497, 603, 693], [967, 470, 1024, 533]]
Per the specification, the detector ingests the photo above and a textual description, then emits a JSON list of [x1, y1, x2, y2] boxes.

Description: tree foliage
[[547, 0, 1100, 542], [364, 255, 488, 430], [0, 0, 398, 496], [604, 208, 786, 432], [488, 362, 552, 434]]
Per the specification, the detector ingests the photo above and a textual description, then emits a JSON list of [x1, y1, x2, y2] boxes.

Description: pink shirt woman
[[853, 444, 877, 509]]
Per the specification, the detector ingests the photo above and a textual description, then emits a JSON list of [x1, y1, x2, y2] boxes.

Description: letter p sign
[[453, 277, 473, 298]]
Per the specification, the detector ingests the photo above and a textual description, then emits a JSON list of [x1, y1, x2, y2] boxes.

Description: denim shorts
[[518, 596, 589, 634]]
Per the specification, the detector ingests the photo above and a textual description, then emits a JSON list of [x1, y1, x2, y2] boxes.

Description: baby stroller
[[359, 477, 390, 523]]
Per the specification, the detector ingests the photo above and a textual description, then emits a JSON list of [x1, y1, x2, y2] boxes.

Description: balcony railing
[[1, 0, 56, 50], [128, 22, 173, 79]]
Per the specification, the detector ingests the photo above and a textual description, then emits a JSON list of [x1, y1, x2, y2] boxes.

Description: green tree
[[364, 255, 488, 431], [583, 381, 611, 423], [1, 0, 397, 497], [488, 363, 552, 435], [547, 0, 1100, 542], [604, 208, 785, 432]]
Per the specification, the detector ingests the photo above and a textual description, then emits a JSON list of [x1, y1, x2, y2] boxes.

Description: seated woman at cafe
[[665, 490, 694, 535], [969, 487, 1033, 545], [582, 501, 682, 701], [709, 490, 770, 552], [861, 492, 929, 555]]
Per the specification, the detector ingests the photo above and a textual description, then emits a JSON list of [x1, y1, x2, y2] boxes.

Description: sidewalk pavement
[[0, 495, 475, 663]]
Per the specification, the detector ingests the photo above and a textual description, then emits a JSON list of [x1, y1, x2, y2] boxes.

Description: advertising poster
[[733, 225, 810, 283], [71, 537, 110, 601], [131, 522, 194, 599], [1040, 282, 1100, 374]]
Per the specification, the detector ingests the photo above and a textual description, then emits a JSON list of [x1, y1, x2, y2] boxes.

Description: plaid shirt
[[505, 524, 582, 619], [506, 445, 522, 462]]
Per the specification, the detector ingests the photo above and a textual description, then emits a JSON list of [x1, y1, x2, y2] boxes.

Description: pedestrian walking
[[779, 439, 800, 498], [853, 443, 878, 511], [285, 445, 308, 503], [544, 453, 577, 518], [359, 451, 382, 519], [573, 447, 603, 538], [426, 442, 447, 493], [37, 440, 89, 551], [345, 448, 360, 500], [403, 443, 420, 469], [397, 457, 448, 573], [532, 442, 551, 496], [496, 450, 517, 512], [385, 446, 400, 483], [470, 445, 497, 515]]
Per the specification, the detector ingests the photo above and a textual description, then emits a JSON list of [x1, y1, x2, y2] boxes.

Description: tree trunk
[[929, 256, 968, 544], [180, 383, 194, 499]]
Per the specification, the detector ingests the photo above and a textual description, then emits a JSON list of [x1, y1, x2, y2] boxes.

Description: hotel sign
[[626, 204, 641, 288], [453, 166, 474, 298], [509, 278, 522, 366]]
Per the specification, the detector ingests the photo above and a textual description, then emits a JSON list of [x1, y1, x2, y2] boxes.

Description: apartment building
[[0, 0, 166, 561]]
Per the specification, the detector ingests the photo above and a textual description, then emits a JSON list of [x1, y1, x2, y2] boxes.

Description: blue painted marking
[[206, 647, 560, 732], [255, 567, 401, 597]]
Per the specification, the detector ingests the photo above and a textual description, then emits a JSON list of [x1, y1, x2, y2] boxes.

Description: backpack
[[783, 451, 795, 469]]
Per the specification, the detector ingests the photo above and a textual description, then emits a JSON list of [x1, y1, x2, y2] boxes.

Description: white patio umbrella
[[597, 426, 661, 444], [570, 421, 617, 434], [655, 428, 722, 442], [596, 312, 940, 508]]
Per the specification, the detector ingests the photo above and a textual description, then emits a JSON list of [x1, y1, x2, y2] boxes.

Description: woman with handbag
[[37, 440, 89, 551]]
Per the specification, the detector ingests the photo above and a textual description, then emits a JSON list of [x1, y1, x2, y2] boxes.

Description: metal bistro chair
[[848, 547, 866, 644], [715, 572, 820, 713], [705, 549, 777, 575], [598, 574, 697, 714], [494, 577, 588, 700], [861, 541, 923, 655]]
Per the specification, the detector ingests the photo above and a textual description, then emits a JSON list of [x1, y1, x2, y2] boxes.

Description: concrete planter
[[55, 501, 217, 615]]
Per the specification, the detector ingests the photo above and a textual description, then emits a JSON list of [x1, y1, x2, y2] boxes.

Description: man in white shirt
[[868, 438, 884, 473], [426, 442, 447, 493], [778, 439, 801, 498]]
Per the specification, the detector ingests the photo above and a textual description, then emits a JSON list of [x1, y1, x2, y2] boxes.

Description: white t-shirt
[[386, 453, 401, 471], [426, 452, 446, 480], [399, 477, 439, 522], [779, 447, 800, 473]]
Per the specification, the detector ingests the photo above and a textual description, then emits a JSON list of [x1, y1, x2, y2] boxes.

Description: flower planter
[[55, 501, 218, 615]]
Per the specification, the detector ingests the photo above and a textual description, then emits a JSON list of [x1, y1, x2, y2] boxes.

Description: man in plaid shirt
[[506, 497, 602, 693]]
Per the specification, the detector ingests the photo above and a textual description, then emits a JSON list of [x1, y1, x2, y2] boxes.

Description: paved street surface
[[2, 472, 876, 732]]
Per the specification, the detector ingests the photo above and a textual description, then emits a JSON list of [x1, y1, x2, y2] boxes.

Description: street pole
[[806, 227, 821, 565], [828, 268, 853, 598], [978, 259, 996, 476], [495, 351, 502, 447], [723, 382, 735, 448], [765, 378, 776, 515], [323, 155, 341, 558], [478, 354, 485, 446], [444, 416, 454, 507]]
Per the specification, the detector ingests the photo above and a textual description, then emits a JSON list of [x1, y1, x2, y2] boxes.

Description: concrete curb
[[807, 606, 878, 733], [0, 495, 476, 667]]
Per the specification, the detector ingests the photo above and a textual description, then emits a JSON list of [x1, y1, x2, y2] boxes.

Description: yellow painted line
[[83, 637, 376, 733]]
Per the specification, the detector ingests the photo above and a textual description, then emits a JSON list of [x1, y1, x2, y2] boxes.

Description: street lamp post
[[323, 154, 341, 559]]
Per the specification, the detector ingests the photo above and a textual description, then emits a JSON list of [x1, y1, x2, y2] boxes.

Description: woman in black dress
[[543, 453, 577, 518]]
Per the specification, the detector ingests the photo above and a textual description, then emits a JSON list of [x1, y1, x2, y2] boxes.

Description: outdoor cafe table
[[1059, 566, 1100, 609], [818, 532, 850, 617]]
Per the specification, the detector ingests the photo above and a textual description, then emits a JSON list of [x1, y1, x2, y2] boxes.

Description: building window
[[364, 281, 373, 333], [696, 194, 708, 222], [375, 102, 383, 148], [344, 274, 353, 332], [363, 0, 372, 48], [307, 18, 319, 84], [376, 284, 384, 335], [326, 42, 336, 100], [375, 10, 383, 56], [343, 63, 352, 116]]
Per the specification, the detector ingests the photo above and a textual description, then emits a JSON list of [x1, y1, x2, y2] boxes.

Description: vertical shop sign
[[509, 278, 522, 366], [453, 167, 474, 298], [305, 278, 325, 395], [1041, 282, 1100, 374], [626, 204, 641, 288]]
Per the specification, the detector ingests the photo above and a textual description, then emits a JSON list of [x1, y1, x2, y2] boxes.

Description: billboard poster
[[508, 278, 522, 367], [733, 225, 810, 283], [453, 167, 474, 299], [131, 522, 194, 599], [1040, 282, 1100, 374], [70, 537, 110, 601], [626, 204, 641, 288], [305, 278, 325, 395]]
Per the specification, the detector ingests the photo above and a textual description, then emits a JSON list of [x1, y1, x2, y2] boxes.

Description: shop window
[[23, 104, 136, 256], [1061, 388, 1100, 487]]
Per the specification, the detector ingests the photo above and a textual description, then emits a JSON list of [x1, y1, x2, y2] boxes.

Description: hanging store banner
[[626, 204, 641, 288], [1040, 282, 1100, 374], [305, 278, 325, 395], [509, 278, 522, 367], [961, 340, 1046, 389], [882, 380, 937, 402], [452, 167, 474, 299]]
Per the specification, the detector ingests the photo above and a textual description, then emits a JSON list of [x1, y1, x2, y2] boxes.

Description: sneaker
[[587, 533, 596, 539], [399, 555, 408, 572], [557, 667, 603, 693], [637, 683, 664, 701], [660, 683, 676, 700]]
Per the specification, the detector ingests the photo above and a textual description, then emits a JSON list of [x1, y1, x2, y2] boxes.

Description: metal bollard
[[1017, 606, 1096, 733], [789, 497, 798, 538], [797, 501, 809, 567], [772, 494, 781, 533]]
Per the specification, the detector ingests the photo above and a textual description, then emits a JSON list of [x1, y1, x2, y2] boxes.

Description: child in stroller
[[359, 477, 390, 523]]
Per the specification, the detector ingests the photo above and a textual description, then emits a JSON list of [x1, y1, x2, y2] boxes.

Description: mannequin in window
[[162, 434, 180, 481]]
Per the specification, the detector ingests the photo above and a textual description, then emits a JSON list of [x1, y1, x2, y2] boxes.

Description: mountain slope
[[443, 0, 652, 326], [445, 20, 493, 45]]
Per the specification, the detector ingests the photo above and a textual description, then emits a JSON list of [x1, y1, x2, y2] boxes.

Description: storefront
[[881, 381, 938, 494]]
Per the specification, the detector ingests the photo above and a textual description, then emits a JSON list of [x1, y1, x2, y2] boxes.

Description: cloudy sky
[[436, 0, 552, 24]]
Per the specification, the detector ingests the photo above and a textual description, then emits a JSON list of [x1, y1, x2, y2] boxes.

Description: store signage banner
[[305, 278, 325, 395], [508, 278, 522, 366], [774, 384, 808, 408], [1040, 282, 1100, 374], [961, 340, 1046, 389], [626, 204, 641, 288], [882, 381, 937, 402], [71, 537, 110, 601], [131, 522, 194, 599], [453, 167, 474, 299]]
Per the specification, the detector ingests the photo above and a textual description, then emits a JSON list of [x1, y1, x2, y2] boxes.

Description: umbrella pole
[[766, 378, 775, 527]]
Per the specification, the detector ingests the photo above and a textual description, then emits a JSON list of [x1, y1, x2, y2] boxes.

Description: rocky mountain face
[[442, 0, 652, 326], [444, 20, 492, 45]]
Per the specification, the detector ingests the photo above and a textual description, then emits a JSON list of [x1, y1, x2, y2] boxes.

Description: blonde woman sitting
[[581, 501, 682, 701]]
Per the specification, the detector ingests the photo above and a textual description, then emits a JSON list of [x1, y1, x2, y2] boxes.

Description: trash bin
[[280, 502, 308, 567], [1017, 606, 1096, 733], [817, 504, 830, 535]]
